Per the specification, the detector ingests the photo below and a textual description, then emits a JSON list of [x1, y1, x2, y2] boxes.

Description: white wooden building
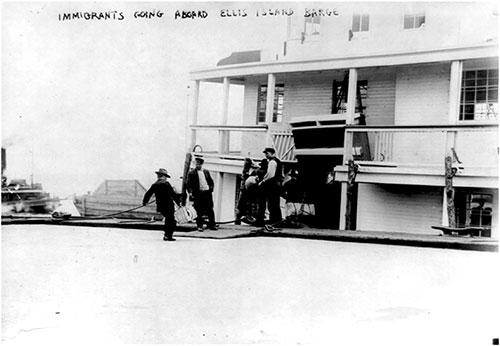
[[187, 2, 498, 237]]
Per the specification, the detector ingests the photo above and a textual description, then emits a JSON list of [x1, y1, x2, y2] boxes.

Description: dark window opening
[[331, 79, 367, 115], [455, 191, 493, 237], [257, 84, 284, 123]]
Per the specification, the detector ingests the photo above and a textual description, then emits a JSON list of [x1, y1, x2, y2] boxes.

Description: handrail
[[190, 124, 268, 132], [346, 123, 498, 132], [193, 152, 263, 162]]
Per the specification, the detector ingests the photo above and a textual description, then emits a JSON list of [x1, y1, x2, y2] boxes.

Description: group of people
[[142, 157, 218, 242], [142, 147, 294, 241], [235, 147, 285, 227]]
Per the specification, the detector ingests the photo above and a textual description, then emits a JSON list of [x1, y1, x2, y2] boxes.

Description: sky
[[1, 2, 291, 197]]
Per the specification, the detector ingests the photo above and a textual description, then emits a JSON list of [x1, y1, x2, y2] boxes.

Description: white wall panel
[[357, 183, 443, 234]]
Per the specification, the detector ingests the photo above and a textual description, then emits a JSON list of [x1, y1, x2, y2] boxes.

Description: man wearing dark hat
[[257, 147, 284, 226], [143, 168, 180, 241], [186, 157, 218, 231]]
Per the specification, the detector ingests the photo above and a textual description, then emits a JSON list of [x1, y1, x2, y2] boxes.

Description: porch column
[[441, 188, 450, 227], [215, 172, 224, 221], [214, 78, 231, 222], [448, 60, 463, 125], [345, 68, 358, 125], [340, 68, 359, 230], [265, 73, 276, 147], [339, 183, 348, 230], [189, 80, 200, 151], [219, 77, 230, 154], [442, 61, 462, 226]]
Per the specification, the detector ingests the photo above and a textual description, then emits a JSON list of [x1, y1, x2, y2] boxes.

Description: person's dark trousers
[[256, 185, 267, 226], [160, 210, 176, 239], [235, 190, 249, 224], [193, 191, 216, 228], [267, 183, 282, 224], [256, 182, 282, 225]]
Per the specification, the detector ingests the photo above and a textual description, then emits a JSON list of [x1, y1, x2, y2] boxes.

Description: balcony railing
[[271, 131, 295, 161], [190, 124, 296, 162], [344, 124, 499, 173]]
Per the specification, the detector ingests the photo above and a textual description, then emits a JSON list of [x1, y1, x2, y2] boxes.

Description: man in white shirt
[[257, 148, 284, 226], [186, 158, 218, 231]]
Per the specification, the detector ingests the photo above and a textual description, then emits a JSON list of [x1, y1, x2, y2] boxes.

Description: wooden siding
[[392, 64, 450, 164], [394, 64, 450, 125], [284, 77, 333, 121], [357, 184, 443, 234], [455, 129, 499, 170], [240, 71, 399, 157], [365, 74, 396, 126], [241, 82, 264, 156]]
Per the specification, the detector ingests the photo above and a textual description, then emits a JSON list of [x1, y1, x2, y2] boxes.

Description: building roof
[[191, 43, 498, 82], [217, 50, 261, 66]]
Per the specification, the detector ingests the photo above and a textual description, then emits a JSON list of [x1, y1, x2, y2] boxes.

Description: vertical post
[[342, 68, 359, 230], [222, 77, 230, 124], [215, 78, 231, 220], [219, 77, 230, 154], [445, 154, 456, 228], [443, 128, 457, 226], [448, 60, 463, 125], [345, 159, 358, 230], [189, 80, 200, 151], [339, 183, 348, 230], [345, 68, 358, 125], [343, 130, 354, 164], [265, 73, 276, 147], [442, 61, 462, 227], [215, 172, 224, 221], [441, 188, 449, 227]]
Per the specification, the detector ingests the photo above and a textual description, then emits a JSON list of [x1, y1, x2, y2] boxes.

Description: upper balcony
[[335, 123, 499, 188], [189, 124, 295, 173]]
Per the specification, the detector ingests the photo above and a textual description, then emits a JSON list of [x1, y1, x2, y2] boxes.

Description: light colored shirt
[[244, 176, 258, 189], [197, 170, 210, 191], [262, 159, 276, 183]]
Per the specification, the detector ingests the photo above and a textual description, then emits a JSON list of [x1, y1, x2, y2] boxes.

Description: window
[[460, 69, 498, 121], [257, 84, 284, 123], [332, 80, 367, 114], [352, 14, 369, 32], [454, 192, 493, 236], [403, 13, 425, 29], [304, 16, 320, 36]]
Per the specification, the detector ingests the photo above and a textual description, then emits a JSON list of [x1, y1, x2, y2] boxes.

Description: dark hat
[[155, 168, 171, 178], [263, 147, 276, 154], [194, 157, 204, 164]]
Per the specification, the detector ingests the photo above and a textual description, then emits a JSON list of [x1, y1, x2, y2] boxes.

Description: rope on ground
[[52, 200, 157, 221]]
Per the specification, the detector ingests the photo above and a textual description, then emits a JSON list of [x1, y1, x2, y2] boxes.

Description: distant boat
[[1, 179, 60, 215], [73, 180, 160, 219]]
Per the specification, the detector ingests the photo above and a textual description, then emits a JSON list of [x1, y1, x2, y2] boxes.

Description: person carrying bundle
[[143, 168, 180, 242]]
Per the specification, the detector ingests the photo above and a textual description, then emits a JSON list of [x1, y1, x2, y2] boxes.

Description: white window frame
[[403, 12, 425, 30], [352, 13, 369, 33], [304, 16, 320, 37], [459, 68, 498, 123]]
